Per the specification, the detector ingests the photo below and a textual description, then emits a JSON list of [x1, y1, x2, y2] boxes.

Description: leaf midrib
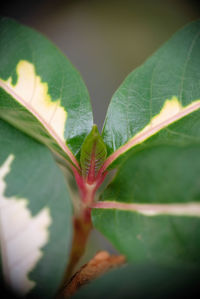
[[92, 201, 200, 217], [101, 101, 200, 173], [0, 79, 80, 170]]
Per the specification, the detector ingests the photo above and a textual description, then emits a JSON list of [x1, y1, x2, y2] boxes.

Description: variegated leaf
[[93, 20, 200, 266], [0, 17, 93, 169], [0, 119, 72, 298]]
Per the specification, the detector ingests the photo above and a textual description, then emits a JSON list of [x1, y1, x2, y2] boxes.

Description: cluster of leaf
[[0, 18, 200, 298]]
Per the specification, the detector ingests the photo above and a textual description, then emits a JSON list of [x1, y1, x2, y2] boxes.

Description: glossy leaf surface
[[0, 17, 93, 167], [92, 145, 200, 265], [102, 20, 200, 168], [0, 119, 72, 298], [93, 21, 200, 265]]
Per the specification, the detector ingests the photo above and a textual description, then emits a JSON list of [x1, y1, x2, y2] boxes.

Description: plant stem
[[64, 213, 92, 281], [61, 162, 108, 282]]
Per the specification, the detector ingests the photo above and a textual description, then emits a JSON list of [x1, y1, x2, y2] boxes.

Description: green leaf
[[0, 17, 93, 167], [92, 20, 200, 266], [80, 125, 107, 183], [102, 20, 200, 169], [93, 127, 200, 265], [93, 117, 200, 266], [0, 119, 72, 298], [73, 264, 200, 299]]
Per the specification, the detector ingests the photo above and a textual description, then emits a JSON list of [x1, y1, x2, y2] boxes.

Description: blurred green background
[[2, 0, 200, 130]]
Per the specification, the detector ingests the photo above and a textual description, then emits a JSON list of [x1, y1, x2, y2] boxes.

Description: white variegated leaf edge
[[0, 154, 52, 295]]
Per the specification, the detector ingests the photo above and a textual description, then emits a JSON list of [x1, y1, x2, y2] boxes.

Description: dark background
[[2, 0, 200, 130]]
